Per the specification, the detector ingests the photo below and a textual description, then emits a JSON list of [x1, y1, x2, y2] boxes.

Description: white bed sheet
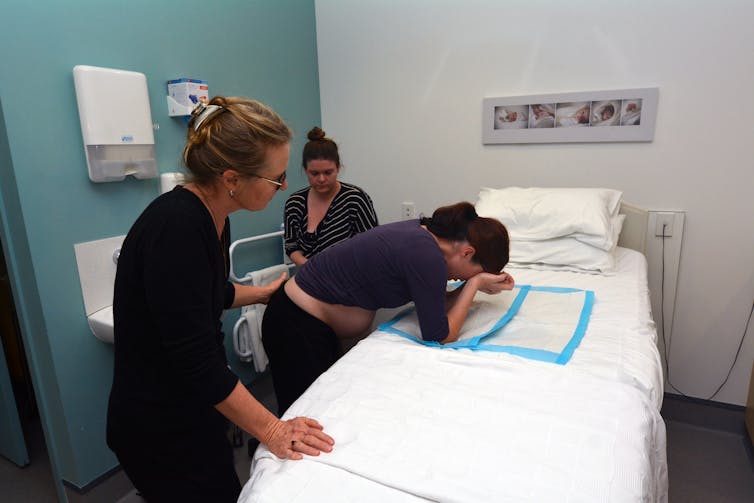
[[241, 247, 667, 503], [482, 247, 664, 409]]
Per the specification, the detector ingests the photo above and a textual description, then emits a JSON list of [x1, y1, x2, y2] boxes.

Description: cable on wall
[[660, 223, 754, 400], [705, 302, 753, 400]]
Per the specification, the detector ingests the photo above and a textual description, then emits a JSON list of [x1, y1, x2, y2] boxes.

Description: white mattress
[[240, 247, 667, 503], [475, 247, 665, 409]]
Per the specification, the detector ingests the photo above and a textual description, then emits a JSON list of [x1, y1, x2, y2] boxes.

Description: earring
[[229, 189, 235, 198]]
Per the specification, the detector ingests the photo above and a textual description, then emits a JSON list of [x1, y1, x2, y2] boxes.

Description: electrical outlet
[[401, 202, 415, 220], [654, 212, 674, 237]]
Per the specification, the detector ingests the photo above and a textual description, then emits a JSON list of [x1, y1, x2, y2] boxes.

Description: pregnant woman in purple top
[[262, 201, 515, 413]]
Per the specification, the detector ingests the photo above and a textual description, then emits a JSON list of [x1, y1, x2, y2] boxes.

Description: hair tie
[[192, 103, 224, 131]]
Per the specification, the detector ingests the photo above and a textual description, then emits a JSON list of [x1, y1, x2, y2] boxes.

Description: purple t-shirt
[[295, 219, 449, 342]]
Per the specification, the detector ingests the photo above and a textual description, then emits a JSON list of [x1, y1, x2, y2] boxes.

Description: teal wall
[[0, 0, 320, 493]]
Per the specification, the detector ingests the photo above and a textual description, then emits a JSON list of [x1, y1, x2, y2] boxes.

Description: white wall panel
[[316, 0, 754, 404]]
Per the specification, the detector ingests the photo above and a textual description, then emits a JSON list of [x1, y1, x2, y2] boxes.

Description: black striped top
[[284, 182, 378, 259]]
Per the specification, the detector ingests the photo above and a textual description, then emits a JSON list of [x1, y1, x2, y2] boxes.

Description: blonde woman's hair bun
[[183, 96, 292, 184]]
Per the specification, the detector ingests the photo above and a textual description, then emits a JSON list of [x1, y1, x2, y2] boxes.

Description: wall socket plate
[[401, 202, 416, 220], [654, 212, 674, 237]]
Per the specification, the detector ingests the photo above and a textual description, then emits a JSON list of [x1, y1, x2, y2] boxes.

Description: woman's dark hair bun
[[425, 202, 477, 241], [302, 127, 339, 168], [307, 127, 326, 141], [461, 203, 478, 223], [426, 202, 509, 273]]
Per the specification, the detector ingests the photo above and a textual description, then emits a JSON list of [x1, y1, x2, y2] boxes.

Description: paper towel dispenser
[[73, 65, 158, 183]]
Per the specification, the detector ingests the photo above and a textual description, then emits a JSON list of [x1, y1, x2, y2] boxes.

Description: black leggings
[[262, 284, 339, 414]]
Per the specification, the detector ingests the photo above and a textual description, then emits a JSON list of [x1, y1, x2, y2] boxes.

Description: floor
[[0, 415, 58, 502], [666, 420, 754, 502], [662, 393, 754, 503], [3, 382, 754, 502]]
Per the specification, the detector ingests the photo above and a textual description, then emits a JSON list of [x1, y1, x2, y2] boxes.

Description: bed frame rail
[[618, 202, 648, 255]]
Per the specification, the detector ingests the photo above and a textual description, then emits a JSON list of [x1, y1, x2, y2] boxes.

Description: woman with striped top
[[284, 127, 377, 266]]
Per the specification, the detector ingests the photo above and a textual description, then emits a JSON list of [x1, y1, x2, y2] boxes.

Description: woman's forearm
[[231, 284, 269, 308], [442, 272, 515, 344], [442, 280, 479, 344], [444, 283, 464, 310], [231, 273, 287, 308], [217, 381, 335, 460], [215, 380, 281, 445]]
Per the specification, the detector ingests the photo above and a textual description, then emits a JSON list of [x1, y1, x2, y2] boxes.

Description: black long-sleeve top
[[107, 186, 237, 440]]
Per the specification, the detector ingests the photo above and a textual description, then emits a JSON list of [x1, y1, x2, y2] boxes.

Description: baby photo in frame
[[482, 87, 658, 144]]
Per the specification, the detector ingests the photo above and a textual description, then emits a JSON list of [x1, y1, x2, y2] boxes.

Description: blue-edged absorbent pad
[[378, 285, 594, 364]]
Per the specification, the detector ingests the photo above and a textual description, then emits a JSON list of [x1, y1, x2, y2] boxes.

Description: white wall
[[315, 0, 754, 405]]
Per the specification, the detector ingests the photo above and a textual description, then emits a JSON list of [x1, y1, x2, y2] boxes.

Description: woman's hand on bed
[[470, 271, 515, 294], [265, 416, 335, 460]]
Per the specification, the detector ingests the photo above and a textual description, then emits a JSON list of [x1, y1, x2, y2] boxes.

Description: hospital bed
[[239, 187, 668, 503]]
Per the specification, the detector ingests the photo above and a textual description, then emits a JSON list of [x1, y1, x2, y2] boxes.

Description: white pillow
[[610, 214, 626, 252], [508, 238, 615, 273], [476, 186, 623, 251], [506, 214, 625, 274]]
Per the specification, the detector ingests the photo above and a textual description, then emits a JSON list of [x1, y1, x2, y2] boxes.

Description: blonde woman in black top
[[284, 127, 378, 266], [107, 97, 334, 502]]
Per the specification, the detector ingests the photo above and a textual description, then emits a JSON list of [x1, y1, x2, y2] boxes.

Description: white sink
[[88, 305, 114, 343]]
